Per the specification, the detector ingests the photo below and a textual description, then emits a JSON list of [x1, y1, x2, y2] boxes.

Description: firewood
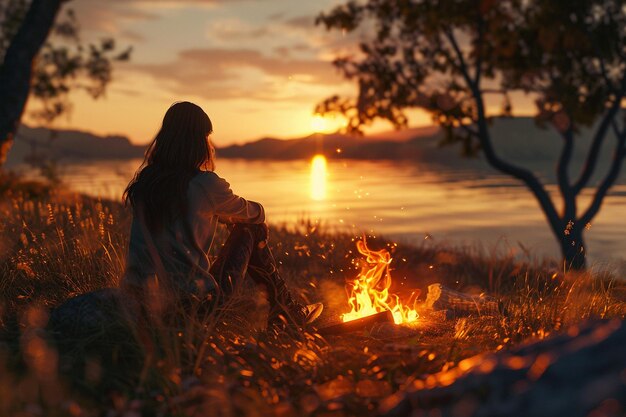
[[318, 311, 394, 336], [425, 283, 501, 317]]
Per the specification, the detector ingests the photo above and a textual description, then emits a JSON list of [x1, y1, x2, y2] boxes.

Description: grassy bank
[[1, 181, 624, 416]]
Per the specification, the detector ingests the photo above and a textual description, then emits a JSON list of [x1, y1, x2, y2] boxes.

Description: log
[[379, 319, 626, 417], [425, 283, 501, 317], [318, 311, 394, 336]]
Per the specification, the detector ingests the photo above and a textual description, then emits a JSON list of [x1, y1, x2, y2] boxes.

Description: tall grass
[[0, 182, 624, 416]]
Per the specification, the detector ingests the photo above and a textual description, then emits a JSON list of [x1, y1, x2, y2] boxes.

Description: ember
[[342, 239, 419, 325]]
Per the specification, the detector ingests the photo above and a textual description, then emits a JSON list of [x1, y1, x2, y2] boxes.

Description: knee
[[233, 222, 268, 243], [250, 222, 269, 243]]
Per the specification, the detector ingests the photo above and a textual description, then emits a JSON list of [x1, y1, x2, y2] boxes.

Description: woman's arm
[[204, 173, 265, 224]]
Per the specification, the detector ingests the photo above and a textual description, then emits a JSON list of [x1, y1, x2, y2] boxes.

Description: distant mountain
[[6, 125, 145, 167], [216, 128, 444, 161], [217, 117, 615, 166], [6, 118, 619, 183]]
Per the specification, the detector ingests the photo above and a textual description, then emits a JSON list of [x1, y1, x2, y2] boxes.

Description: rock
[[379, 319, 626, 417], [47, 288, 145, 392]]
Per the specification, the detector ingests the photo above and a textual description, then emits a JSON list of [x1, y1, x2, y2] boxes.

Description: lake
[[12, 157, 626, 271]]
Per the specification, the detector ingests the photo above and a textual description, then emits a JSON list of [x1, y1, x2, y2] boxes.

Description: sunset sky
[[20, 0, 355, 146], [24, 0, 535, 146]]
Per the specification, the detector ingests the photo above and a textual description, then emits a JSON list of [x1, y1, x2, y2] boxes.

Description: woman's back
[[124, 171, 264, 297], [121, 101, 322, 327]]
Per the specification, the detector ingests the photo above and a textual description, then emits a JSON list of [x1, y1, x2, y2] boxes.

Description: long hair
[[123, 101, 215, 231]]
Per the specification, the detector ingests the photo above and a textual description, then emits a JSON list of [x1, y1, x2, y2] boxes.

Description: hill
[[216, 127, 445, 160], [6, 125, 145, 167], [217, 117, 616, 170], [6, 118, 619, 182]]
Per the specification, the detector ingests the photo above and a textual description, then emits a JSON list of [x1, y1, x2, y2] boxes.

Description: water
[[13, 157, 626, 270]]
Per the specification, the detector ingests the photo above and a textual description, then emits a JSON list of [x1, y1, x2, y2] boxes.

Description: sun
[[310, 114, 347, 134], [311, 114, 330, 133]]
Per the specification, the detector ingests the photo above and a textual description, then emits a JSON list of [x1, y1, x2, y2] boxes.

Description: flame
[[342, 239, 418, 325]]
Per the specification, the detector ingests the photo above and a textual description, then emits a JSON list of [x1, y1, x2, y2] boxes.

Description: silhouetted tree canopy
[[317, 0, 626, 269], [0, 0, 131, 165]]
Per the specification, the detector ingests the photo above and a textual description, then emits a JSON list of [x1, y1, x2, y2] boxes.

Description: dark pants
[[121, 224, 292, 356], [209, 223, 292, 308]]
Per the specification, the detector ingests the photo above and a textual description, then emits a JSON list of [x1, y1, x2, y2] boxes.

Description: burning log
[[318, 311, 394, 336], [379, 319, 626, 417], [425, 283, 501, 318], [342, 239, 419, 325]]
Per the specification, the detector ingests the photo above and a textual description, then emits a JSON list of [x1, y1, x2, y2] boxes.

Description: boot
[[244, 229, 324, 329], [267, 300, 324, 330], [247, 261, 323, 329]]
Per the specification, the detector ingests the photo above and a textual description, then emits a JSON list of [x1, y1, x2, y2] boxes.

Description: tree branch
[[444, 30, 475, 90], [473, 97, 562, 236], [573, 90, 624, 194], [445, 30, 562, 236], [445, 29, 562, 234], [597, 56, 616, 92], [580, 121, 626, 226], [585, 32, 616, 92], [473, 14, 484, 86], [556, 126, 576, 221]]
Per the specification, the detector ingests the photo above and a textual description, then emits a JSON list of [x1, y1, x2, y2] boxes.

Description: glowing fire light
[[342, 239, 419, 325], [310, 154, 327, 201]]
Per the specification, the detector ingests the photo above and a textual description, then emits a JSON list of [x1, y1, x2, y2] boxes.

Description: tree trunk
[[559, 227, 586, 270], [0, 0, 63, 167]]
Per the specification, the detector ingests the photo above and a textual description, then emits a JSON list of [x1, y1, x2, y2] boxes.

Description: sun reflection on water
[[310, 154, 328, 201]]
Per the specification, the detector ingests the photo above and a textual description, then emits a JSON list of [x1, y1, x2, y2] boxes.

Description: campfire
[[341, 239, 419, 325], [319, 239, 500, 336]]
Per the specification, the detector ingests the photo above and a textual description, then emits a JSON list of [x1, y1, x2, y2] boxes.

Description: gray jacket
[[122, 171, 265, 296]]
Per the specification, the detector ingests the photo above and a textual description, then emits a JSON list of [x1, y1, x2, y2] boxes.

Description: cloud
[[103, 0, 268, 6], [70, 0, 257, 38], [262, 11, 369, 58], [284, 15, 316, 29], [272, 43, 313, 57], [206, 18, 272, 41], [131, 47, 344, 100], [67, 0, 356, 103], [67, 0, 158, 40], [202, 12, 359, 63], [119, 29, 147, 42]]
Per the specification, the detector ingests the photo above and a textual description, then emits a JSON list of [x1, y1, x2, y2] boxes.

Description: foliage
[[316, 0, 625, 140], [0, 0, 131, 122], [0, 182, 623, 416], [315, 0, 626, 269]]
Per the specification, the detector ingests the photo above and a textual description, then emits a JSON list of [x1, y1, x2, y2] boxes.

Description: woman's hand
[[257, 222, 269, 248], [224, 222, 269, 247]]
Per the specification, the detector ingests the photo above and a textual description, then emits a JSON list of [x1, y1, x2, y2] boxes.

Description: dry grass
[[0, 181, 624, 416]]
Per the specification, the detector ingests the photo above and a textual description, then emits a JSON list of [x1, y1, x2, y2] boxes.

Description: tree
[[0, 0, 131, 166], [316, 0, 626, 270]]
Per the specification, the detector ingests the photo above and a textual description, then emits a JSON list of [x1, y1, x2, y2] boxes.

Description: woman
[[121, 101, 322, 329]]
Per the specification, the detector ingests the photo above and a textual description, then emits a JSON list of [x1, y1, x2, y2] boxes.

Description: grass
[[0, 179, 624, 416]]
